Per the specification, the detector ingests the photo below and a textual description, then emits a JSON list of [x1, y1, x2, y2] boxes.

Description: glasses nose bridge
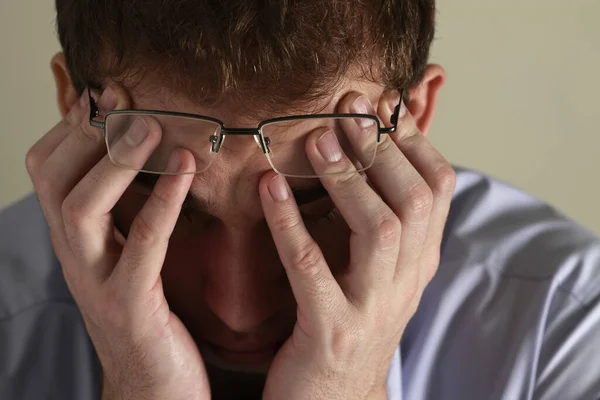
[[213, 127, 267, 153]]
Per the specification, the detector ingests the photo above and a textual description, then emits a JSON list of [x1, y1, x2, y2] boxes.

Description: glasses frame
[[87, 87, 404, 177]]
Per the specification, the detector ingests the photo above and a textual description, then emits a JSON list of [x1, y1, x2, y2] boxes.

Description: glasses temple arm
[[378, 89, 405, 136], [87, 87, 104, 128]]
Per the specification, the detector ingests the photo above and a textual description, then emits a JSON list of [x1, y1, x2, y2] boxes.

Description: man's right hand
[[25, 86, 210, 400]]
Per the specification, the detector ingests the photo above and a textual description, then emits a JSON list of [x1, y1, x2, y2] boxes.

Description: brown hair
[[55, 0, 435, 114]]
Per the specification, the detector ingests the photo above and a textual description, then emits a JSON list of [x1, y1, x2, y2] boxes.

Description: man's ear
[[51, 52, 79, 118], [407, 64, 446, 137]]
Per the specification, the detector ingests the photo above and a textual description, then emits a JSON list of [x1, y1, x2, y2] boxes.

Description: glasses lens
[[104, 112, 221, 174], [260, 117, 379, 178]]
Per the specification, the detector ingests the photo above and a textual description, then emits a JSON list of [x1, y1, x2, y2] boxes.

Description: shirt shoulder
[[445, 166, 600, 301], [396, 167, 600, 400]]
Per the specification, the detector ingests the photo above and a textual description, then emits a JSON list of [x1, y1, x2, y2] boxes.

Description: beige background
[[1, 1, 599, 235]]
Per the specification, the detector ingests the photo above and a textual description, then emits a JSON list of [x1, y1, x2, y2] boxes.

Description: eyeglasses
[[88, 88, 403, 178]]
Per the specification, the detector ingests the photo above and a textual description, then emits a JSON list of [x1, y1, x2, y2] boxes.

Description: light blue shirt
[[1, 167, 599, 399]]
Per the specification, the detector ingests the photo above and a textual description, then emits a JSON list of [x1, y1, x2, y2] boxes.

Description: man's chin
[[199, 343, 272, 375]]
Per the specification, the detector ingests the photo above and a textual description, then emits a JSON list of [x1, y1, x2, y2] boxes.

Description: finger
[[25, 90, 90, 179], [303, 124, 401, 303], [26, 90, 90, 226], [259, 170, 346, 331], [337, 92, 431, 285], [38, 87, 127, 280], [389, 110, 456, 287], [25, 88, 112, 267], [62, 112, 164, 282], [45, 87, 125, 204], [112, 149, 196, 296], [35, 88, 123, 237]]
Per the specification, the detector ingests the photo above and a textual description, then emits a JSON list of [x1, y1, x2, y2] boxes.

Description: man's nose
[[203, 227, 283, 333]]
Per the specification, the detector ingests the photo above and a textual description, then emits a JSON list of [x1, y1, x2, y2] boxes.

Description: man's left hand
[[258, 90, 456, 400]]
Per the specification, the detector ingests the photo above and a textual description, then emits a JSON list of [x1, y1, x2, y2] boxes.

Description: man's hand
[[259, 91, 456, 399], [25, 86, 210, 400]]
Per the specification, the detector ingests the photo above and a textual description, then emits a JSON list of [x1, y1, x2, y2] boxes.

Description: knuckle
[[291, 242, 324, 275], [147, 189, 173, 213], [129, 213, 164, 246], [61, 196, 86, 226], [431, 163, 457, 198], [404, 183, 433, 221], [330, 173, 365, 204], [330, 322, 365, 364], [372, 217, 401, 249], [422, 252, 441, 283], [65, 108, 82, 127], [24, 148, 41, 177], [334, 169, 361, 188], [75, 125, 102, 146], [376, 134, 397, 154], [272, 210, 303, 233]]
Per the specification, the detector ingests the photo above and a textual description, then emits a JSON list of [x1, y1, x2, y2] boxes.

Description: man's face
[[109, 77, 387, 373]]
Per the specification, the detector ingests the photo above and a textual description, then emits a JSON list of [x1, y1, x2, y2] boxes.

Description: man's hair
[[55, 0, 435, 114]]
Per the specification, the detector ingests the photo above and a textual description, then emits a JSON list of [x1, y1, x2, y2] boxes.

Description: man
[[1, 0, 599, 399]]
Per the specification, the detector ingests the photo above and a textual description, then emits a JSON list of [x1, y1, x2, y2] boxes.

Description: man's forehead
[[122, 76, 384, 125], [126, 83, 325, 124]]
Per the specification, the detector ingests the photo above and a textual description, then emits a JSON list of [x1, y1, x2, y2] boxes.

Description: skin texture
[[26, 52, 454, 399]]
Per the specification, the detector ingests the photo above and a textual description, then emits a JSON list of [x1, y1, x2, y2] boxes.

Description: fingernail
[[124, 118, 149, 147], [351, 96, 375, 128], [317, 130, 342, 163], [166, 152, 182, 173], [268, 174, 289, 202], [98, 87, 117, 110]]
